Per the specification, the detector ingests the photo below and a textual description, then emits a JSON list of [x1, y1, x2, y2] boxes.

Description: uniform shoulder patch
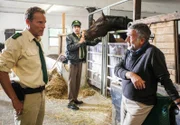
[[12, 33, 22, 39]]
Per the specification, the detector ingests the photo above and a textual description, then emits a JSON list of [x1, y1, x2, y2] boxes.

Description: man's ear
[[26, 19, 30, 26], [140, 38, 145, 45]]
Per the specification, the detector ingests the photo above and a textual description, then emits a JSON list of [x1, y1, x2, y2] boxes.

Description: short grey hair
[[128, 23, 151, 41], [25, 6, 45, 21]]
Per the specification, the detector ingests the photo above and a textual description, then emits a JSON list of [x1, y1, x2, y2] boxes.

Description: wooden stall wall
[[149, 21, 176, 83]]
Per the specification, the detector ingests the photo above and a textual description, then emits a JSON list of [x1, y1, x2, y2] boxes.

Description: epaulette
[[12, 33, 22, 39]]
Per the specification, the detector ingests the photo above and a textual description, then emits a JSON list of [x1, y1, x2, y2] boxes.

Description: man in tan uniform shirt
[[0, 7, 47, 125]]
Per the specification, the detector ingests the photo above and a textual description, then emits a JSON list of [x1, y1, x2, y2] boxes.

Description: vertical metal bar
[[101, 37, 105, 95], [101, 36, 107, 96], [104, 35, 109, 96], [100, 7, 110, 96]]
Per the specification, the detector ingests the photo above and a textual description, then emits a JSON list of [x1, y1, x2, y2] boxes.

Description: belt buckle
[[39, 86, 45, 91]]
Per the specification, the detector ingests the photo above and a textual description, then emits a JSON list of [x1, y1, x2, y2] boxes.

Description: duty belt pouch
[[11, 80, 25, 101]]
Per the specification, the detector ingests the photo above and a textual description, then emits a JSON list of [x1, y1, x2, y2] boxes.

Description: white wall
[[0, 12, 88, 55], [0, 13, 25, 43]]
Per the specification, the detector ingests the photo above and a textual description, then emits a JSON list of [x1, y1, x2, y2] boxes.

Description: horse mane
[[106, 16, 132, 31]]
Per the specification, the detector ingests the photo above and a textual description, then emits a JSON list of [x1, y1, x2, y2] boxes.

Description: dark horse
[[85, 12, 132, 40]]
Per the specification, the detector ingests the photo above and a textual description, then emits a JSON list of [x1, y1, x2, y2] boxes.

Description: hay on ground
[[45, 68, 67, 99], [80, 88, 96, 98]]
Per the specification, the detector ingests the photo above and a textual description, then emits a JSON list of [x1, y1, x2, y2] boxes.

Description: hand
[[174, 98, 180, 110], [11, 98, 23, 115], [177, 104, 180, 110], [79, 37, 85, 43], [127, 72, 146, 90], [79, 31, 85, 43], [81, 30, 85, 38]]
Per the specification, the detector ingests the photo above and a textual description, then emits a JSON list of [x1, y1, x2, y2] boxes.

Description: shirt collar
[[24, 29, 41, 42], [72, 32, 81, 39], [130, 41, 150, 56]]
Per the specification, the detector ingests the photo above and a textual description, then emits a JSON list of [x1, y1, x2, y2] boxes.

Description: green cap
[[72, 20, 81, 27]]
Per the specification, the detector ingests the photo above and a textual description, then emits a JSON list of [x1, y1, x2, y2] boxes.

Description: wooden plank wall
[[149, 21, 176, 82]]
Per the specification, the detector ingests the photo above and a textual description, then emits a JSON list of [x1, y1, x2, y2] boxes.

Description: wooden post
[[133, 0, 141, 21], [59, 13, 66, 54], [62, 13, 65, 34]]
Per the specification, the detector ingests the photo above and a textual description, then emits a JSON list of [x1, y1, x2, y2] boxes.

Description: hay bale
[[45, 68, 67, 99], [48, 67, 60, 81]]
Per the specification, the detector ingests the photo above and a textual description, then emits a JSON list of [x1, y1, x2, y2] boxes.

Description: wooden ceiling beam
[[133, 0, 142, 21]]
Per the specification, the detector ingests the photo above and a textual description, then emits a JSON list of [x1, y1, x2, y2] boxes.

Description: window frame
[[48, 28, 66, 47]]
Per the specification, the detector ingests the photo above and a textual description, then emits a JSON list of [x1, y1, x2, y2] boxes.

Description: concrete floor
[[0, 87, 112, 125]]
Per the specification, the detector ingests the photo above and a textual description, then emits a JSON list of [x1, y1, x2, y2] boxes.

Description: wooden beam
[[62, 13, 65, 34], [174, 21, 180, 83], [134, 12, 180, 24], [133, 0, 141, 21], [59, 13, 66, 54]]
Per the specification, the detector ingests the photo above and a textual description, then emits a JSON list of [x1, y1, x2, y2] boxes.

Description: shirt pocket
[[24, 48, 40, 62], [23, 48, 40, 68], [25, 49, 38, 56]]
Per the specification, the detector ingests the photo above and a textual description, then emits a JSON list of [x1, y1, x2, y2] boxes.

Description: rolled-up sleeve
[[0, 39, 21, 73]]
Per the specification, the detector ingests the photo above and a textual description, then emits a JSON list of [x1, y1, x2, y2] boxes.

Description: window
[[48, 28, 66, 47], [15, 29, 23, 33], [4, 29, 22, 40]]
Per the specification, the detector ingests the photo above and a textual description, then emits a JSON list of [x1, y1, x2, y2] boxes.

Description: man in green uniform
[[66, 20, 101, 110], [0, 6, 48, 125]]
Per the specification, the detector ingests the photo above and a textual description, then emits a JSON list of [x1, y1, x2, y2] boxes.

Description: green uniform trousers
[[68, 62, 82, 102]]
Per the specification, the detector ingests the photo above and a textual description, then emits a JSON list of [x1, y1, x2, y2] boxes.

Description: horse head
[[85, 12, 132, 40]]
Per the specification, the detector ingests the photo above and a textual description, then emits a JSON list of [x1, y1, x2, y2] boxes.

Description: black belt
[[24, 86, 45, 94]]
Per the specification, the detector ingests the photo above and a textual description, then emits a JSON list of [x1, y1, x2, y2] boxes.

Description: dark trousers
[[68, 62, 82, 102]]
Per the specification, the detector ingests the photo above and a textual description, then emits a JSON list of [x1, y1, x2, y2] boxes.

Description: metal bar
[[101, 37, 105, 94], [107, 76, 121, 81], [107, 76, 115, 80], [115, 30, 128, 33], [88, 77, 101, 89], [108, 42, 127, 45], [87, 68, 100, 73], [87, 60, 102, 65], [101, 35, 109, 96], [87, 77, 100, 84], [87, 51, 102, 55], [107, 65, 114, 69], [89, 0, 131, 15], [107, 54, 123, 58], [107, 86, 111, 91], [108, 30, 127, 34]]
